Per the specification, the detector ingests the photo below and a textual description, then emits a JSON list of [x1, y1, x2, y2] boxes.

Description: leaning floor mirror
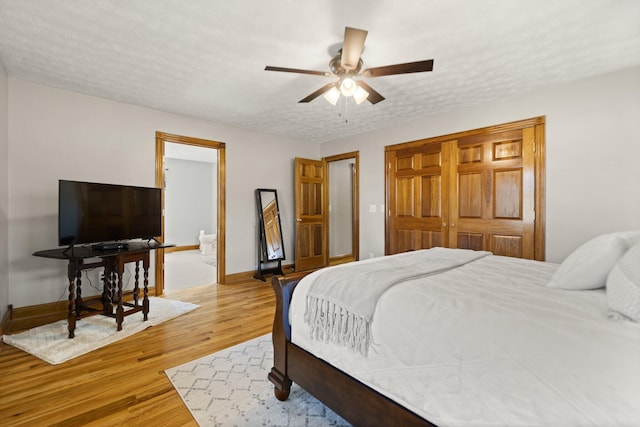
[[254, 188, 285, 281]]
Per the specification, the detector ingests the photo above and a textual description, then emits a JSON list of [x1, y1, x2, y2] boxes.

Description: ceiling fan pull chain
[[344, 97, 349, 123]]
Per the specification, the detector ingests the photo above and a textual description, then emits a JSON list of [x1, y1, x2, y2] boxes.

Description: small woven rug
[[2, 297, 199, 365], [165, 334, 350, 426]]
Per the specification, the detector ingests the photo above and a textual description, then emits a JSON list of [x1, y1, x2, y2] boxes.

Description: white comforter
[[290, 250, 640, 426]]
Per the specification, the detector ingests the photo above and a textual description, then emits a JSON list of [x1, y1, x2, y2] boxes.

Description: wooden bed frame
[[268, 273, 436, 426]]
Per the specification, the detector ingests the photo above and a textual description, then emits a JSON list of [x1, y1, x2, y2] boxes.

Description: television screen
[[59, 180, 162, 246]]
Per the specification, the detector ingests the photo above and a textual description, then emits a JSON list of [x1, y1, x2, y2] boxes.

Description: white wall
[[0, 61, 8, 320], [321, 66, 640, 263], [7, 79, 320, 308], [165, 157, 216, 246], [7, 66, 640, 309]]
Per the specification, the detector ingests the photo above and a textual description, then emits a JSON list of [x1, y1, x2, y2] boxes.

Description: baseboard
[[4, 289, 155, 333], [224, 270, 258, 284], [0, 305, 13, 350], [164, 244, 199, 253], [224, 263, 296, 284]]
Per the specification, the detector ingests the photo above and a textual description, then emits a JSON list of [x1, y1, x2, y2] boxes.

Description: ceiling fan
[[265, 27, 434, 105]]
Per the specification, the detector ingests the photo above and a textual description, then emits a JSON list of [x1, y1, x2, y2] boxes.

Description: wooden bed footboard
[[267, 272, 304, 400], [268, 274, 435, 427]]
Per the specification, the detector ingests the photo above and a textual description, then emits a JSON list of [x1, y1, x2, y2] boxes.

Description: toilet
[[198, 230, 217, 256]]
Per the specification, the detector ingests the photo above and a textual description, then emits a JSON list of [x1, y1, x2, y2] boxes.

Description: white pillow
[[607, 240, 640, 322], [547, 231, 640, 290]]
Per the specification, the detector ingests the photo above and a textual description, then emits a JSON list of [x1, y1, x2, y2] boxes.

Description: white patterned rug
[[165, 334, 350, 426], [2, 297, 199, 365]]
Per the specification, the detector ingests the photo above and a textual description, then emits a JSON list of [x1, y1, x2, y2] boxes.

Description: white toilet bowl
[[199, 230, 217, 256]]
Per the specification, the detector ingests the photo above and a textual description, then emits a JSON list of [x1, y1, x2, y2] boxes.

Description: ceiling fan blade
[[265, 66, 332, 77], [357, 81, 385, 104], [341, 27, 368, 71], [362, 59, 434, 78], [298, 82, 337, 103]]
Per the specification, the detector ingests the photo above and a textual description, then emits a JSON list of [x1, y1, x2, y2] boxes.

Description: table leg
[[115, 258, 124, 331], [143, 258, 149, 321], [101, 260, 114, 315], [75, 266, 83, 317], [133, 260, 140, 308], [67, 262, 77, 339]]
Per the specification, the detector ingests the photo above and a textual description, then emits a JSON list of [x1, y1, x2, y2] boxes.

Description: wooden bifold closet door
[[385, 117, 545, 261]]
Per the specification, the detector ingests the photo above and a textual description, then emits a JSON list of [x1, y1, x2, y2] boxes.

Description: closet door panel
[[386, 143, 448, 254], [421, 175, 441, 218], [493, 169, 522, 219], [491, 235, 523, 258], [456, 232, 484, 251], [458, 173, 483, 218], [451, 128, 535, 259], [395, 177, 416, 217]]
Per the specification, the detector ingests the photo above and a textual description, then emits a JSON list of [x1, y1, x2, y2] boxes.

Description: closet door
[[450, 127, 536, 259], [385, 117, 545, 260], [386, 142, 452, 253]]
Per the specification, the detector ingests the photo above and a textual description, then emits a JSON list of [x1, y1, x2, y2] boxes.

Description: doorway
[[155, 132, 226, 294], [326, 152, 359, 265], [294, 151, 359, 271]]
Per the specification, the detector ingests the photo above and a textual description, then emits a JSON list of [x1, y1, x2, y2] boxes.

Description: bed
[[268, 235, 640, 426]]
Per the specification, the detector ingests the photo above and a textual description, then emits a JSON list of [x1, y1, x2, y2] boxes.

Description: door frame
[[155, 131, 226, 294], [324, 151, 360, 265]]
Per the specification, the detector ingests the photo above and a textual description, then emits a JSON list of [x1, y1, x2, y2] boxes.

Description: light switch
[[369, 204, 376, 213]]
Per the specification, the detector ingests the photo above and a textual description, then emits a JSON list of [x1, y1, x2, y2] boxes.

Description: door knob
[[296, 218, 302, 222], [443, 222, 447, 227]]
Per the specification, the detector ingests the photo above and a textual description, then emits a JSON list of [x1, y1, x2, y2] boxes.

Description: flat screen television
[[58, 180, 162, 247]]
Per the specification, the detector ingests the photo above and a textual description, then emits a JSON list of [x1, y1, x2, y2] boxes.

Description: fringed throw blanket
[[304, 247, 490, 355]]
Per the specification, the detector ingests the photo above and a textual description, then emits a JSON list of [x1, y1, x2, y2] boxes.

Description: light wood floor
[[0, 280, 275, 426]]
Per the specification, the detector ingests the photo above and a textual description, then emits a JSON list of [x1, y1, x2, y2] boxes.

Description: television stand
[[92, 242, 129, 251], [33, 242, 174, 338]]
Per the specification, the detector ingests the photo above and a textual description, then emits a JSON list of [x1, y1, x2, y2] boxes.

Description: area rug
[[2, 297, 199, 365], [165, 334, 350, 426]]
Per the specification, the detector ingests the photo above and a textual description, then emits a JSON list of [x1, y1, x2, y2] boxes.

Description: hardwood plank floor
[[0, 280, 276, 426]]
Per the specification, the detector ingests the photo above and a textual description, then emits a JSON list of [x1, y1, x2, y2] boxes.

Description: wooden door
[[386, 142, 452, 253], [450, 127, 536, 258], [294, 157, 328, 271], [386, 117, 545, 260]]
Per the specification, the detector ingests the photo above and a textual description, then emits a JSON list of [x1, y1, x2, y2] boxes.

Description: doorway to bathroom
[[155, 132, 226, 294]]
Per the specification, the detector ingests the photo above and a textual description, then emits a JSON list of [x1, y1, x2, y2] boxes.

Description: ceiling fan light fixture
[[354, 86, 369, 104], [339, 77, 358, 97], [324, 87, 341, 105], [265, 27, 434, 105]]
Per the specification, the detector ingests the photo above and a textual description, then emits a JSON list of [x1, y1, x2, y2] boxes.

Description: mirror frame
[[255, 188, 285, 261]]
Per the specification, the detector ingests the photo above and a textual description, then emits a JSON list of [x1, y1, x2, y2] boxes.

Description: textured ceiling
[[1, 0, 639, 143]]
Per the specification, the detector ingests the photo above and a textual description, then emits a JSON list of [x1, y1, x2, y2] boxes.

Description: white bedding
[[290, 250, 640, 426]]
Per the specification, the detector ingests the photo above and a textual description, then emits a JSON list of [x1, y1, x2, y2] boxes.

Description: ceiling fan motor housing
[[330, 50, 363, 76]]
